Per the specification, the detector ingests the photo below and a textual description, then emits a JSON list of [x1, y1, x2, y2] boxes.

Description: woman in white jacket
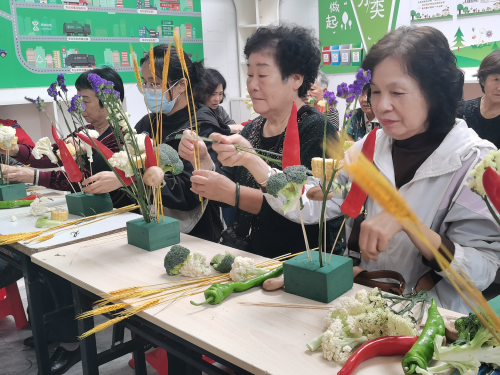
[[184, 26, 500, 314]]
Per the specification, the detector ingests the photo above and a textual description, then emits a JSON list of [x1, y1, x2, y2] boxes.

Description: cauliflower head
[[468, 150, 500, 195], [33, 137, 58, 164], [0, 125, 17, 150], [126, 133, 147, 156], [30, 197, 50, 216], [229, 256, 268, 281], [179, 252, 211, 278], [322, 319, 369, 364], [109, 151, 134, 177]]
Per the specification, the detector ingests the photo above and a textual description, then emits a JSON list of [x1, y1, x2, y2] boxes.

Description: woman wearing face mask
[[83, 45, 231, 242]]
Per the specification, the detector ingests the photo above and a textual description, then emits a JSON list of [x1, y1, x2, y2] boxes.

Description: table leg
[[131, 331, 147, 375], [21, 255, 51, 375], [72, 284, 99, 375]]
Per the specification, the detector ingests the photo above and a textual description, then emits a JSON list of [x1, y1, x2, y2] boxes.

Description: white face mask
[[143, 80, 181, 114]]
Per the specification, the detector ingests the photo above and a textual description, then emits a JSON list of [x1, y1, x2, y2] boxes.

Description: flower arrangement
[[313, 69, 371, 267], [467, 149, 500, 226]]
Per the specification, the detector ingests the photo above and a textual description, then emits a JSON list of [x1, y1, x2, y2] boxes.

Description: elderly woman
[[306, 71, 340, 130], [1, 67, 132, 208], [347, 84, 380, 141], [458, 49, 500, 148], [204, 26, 500, 314], [179, 24, 344, 258]]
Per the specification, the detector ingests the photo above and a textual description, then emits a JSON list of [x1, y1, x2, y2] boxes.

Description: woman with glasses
[[82, 45, 231, 243]]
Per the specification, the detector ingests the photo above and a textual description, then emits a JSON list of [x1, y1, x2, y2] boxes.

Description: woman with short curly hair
[[179, 24, 343, 258]]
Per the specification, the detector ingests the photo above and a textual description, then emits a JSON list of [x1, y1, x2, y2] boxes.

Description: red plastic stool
[[0, 282, 29, 330], [129, 348, 235, 374]]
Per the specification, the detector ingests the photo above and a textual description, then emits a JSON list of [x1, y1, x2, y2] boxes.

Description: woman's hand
[[1, 165, 34, 183], [359, 211, 403, 263], [209, 133, 255, 168], [229, 124, 244, 134], [82, 172, 122, 194], [190, 170, 236, 206], [178, 130, 212, 170], [65, 137, 86, 155]]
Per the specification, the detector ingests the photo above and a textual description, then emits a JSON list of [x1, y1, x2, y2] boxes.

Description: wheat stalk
[[78, 315, 128, 340], [76, 303, 129, 319], [344, 152, 500, 341]]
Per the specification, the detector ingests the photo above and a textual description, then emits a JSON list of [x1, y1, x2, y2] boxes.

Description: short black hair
[[140, 44, 205, 100], [243, 24, 321, 98], [474, 49, 500, 93], [362, 26, 464, 138], [75, 67, 124, 107], [193, 68, 227, 105]]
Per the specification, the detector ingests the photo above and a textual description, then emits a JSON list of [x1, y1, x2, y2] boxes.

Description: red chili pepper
[[340, 128, 377, 218], [338, 336, 418, 375], [282, 101, 300, 169], [56, 139, 82, 183], [1, 194, 38, 202], [51, 125, 61, 144], [144, 135, 157, 168], [483, 166, 500, 213], [76, 133, 134, 186]]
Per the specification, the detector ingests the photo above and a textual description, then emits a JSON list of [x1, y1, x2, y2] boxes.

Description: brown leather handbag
[[354, 270, 406, 295]]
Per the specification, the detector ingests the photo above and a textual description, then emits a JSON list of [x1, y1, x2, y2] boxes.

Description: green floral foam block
[[284, 251, 353, 303], [126, 217, 180, 251], [65, 192, 113, 217], [0, 183, 27, 201]]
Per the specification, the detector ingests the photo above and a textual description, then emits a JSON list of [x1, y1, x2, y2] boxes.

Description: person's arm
[[218, 106, 236, 126], [7, 143, 61, 168]]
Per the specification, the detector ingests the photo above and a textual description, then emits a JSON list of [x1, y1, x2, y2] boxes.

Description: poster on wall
[[456, 0, 500, 18], [318, 0, 400, 74], [410, 0, 453, 22], [0, 0, 203, 89]]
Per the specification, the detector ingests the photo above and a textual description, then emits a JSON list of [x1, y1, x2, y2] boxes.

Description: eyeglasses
[[136, 80, 180, 95]]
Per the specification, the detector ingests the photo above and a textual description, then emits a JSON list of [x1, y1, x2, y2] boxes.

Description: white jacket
[[265, 120, 500, 314]]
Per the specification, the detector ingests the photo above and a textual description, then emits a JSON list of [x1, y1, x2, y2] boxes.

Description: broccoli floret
[[266, 172, 289, 198], [164, 245, 190, 275], [211, 251, 235, 273], [283, 165, 308, 185], [454, 313, 484, 345], [157, 144, 184, 175], [266, 165, 309, 214]]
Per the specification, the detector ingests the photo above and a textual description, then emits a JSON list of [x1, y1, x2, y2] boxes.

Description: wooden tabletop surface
[[31, 233, 463, 375]]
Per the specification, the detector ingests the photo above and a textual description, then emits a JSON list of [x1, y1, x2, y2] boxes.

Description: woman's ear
[[290, 73, 304, 91], [178, 78, 188, 93]]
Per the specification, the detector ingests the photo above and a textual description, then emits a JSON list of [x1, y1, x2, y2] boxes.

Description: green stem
[[190, 297, 213, 306], [306, 334, 323, 352], [484, 196, 500, 226]]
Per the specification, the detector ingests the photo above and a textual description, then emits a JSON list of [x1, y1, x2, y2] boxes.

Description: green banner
[[351, 0, 397, 52], [319, 0, 399, 74]]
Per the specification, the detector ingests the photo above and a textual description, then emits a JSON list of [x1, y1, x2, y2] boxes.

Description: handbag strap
[[354, 270, 406, 295]]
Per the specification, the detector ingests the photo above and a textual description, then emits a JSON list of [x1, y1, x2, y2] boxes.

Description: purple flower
[[348, 83, 364, 97], [47, 82, 58, 99], [68, 94, 85, 114], [104, 88, 112, 95], [25, 96, 46, 112], [345, 110, 354, 119], [336, 83, 349, 99], [323, 90, 338, 107], [346, 94, 356, 103], [113, 90, 120, 100], [56, 74, 68, 93]]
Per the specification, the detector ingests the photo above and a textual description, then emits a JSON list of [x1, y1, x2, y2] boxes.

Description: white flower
[[467, 150, 500, 195], [179, 252, 211, 277], [126, 133, 147, 155], [0, 125, 16, 149], [109, 151, 134, 177], [32, 137, 58, 164], [30, 197, 50, 216], [11, 216, 17, 222], [77, 130, 99, 163]]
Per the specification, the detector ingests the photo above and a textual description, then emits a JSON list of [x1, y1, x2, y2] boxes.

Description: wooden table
[[0, 188, 142, 374], [32, 233, 463, 375]]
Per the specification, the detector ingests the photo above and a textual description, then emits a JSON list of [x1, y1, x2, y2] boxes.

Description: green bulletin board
[[319, 0, 400, 74], [0, 0, 203, 89]]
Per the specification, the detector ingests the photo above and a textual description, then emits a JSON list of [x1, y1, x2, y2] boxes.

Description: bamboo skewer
[[238, 302, 333, 310], [328, 217, 346, 264]]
